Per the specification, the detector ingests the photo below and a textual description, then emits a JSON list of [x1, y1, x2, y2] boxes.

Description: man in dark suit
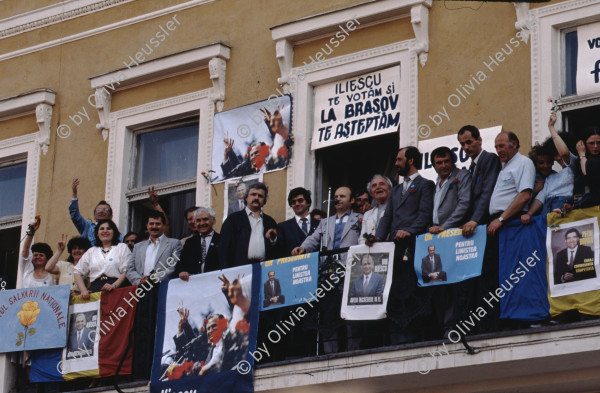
[[277, 187, 319, 257], [263, 271, 284, 307], [228, 183, 247, 216], [421, 245, 445, 283], [368, 146, 435, 344], [349, 254, 385, 299], [554, 228, 596, 284], [457, 125, 501, 237], [175, 207, 221, 280], [219, 182, 278, 267], [67, 313, 95, 358]]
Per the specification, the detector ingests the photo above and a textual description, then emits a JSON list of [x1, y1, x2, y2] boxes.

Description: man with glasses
[[276, 188, 319, 257], [69, 178, 121, 246]]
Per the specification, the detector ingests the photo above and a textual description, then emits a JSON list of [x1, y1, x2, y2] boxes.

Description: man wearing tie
[[228, 183, 247, 216], [421, 245, 445, 283], [367, 146, 435, 344], [277, 188, 319, 257], [175, 207, 221, 280], [349, 254, 385, 300], [554, 228, 596, 284], [359, 175, 392, 245], [67, 313, 95, 358], [457, 125, 501, 237], [263, 271, 284, 307]]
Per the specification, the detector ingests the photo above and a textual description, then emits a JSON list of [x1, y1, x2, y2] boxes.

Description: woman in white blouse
[[74, 219, 131, 299]]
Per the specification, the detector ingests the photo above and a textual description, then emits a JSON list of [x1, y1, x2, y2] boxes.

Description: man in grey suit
[[428, 147, 471, 234], [227, 182, 247, 216], [457, 125, 501, 236], [126, 210, 182, 286], [367, 146, 435, 344], [292, 186, 362, 353]]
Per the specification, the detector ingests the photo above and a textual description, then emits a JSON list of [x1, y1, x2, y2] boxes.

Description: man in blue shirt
[[69, 178, 117, 246]]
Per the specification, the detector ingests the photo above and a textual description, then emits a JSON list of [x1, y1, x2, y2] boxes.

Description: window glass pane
[[0, 162, 26, 218], [134, 124, 198, 188], [565, 30, 578, 96], [128, 189, 196, 240]]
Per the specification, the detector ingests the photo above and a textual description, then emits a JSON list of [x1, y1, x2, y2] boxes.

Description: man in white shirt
[[126, 211, 182, 286]]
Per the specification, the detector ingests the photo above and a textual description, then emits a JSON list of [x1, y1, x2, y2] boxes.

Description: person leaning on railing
[[74, 219, 131, 299]]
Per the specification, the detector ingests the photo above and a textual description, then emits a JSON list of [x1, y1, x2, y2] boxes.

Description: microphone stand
[[316, 187, 332, 356]]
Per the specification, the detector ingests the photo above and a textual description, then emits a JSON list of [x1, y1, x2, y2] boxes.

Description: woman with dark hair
[[21, 218, 56, 287], [45, 235, 92, 294], [573, 125, 600, 208], [74, 219, 131, 299]]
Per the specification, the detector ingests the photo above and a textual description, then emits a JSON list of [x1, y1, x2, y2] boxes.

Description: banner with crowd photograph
[[498, 215, 550, 321], [0, 284, 70, 353], [417, 126, 500, 182], [547, 208, 600, 316], [341, 243, 394, 320], [211, 96, 292, 182], [30, 287, 137, 382], [576, 22, 600, 96], [259, 252, 319, 311], [150, 264, 260, 393], [414, 226, 486, 287], [547, 216, 600, 298], [311, 66, 400, 150]]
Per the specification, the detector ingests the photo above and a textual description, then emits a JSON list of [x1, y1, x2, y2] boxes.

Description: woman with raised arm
[[21, 217, 56, 287], [521, 113, 577, 223], [45, 235, 92, 295], [74, 219, 131, 299]]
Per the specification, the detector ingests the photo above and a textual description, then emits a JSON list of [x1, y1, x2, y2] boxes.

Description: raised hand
[[148, 186, 159, 206], [72, 178, 80, 198]]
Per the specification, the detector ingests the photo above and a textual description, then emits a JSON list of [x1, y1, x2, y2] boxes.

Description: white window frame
[[530, 0, 600, 144], [105, 90, 214, 232], [287, 41, 419, 215]]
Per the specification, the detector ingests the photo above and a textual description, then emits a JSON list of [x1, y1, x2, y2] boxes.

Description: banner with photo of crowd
[[260, 253, 319, 311], [211, 95, 292, 183], [0, 285, 70, 353], [341, 243, 394, 320], [150, 264, 260, 393], [414, 226, 486, 287]]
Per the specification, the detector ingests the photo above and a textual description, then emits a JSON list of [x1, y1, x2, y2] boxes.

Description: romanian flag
[[30, 286, 137, 382]]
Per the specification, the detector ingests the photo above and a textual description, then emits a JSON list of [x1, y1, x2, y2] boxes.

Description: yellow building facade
[[2, 0, 600, 391]]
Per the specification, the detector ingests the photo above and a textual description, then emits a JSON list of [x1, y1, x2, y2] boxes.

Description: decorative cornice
[[0, 0, 134, 39], [271, 0, 431, 85], [410, 2, 431, 67], [0, 215, 22, 230], [126, 180, 196, 202], [35, 103, 52, 155], [0, 89, 55, 118], [0, 0, 217, 62], [209, 57, 227, 112]]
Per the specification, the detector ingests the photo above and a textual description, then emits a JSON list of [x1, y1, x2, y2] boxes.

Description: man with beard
[[367, 146, 434, 344], [219, 182, 278, 267]]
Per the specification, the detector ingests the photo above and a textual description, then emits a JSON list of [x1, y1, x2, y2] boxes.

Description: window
[[127, 119, 199, 240], [0, 159, 27, 290]]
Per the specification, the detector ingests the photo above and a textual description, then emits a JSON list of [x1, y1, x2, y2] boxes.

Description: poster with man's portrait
[[211, 95, 292, 183], [341, 243, 394, 321], [547, 217, 600, 297], [223, 173, 263, 220], [61, 298, 100, 374]]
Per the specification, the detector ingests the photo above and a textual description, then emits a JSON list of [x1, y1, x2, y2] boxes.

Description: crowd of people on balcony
[[18, 112, 600, 363]]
